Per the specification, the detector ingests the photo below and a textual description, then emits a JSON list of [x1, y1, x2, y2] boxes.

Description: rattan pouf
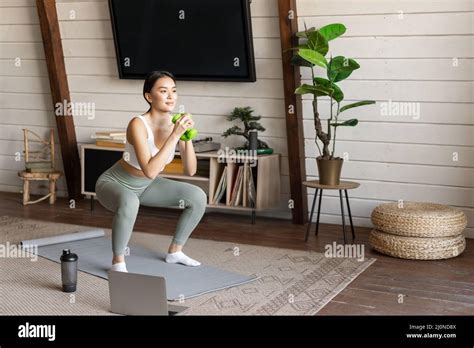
[[369, 229, 466, 260], [371, 202, 467, 237], [369, 202, 467, 260]]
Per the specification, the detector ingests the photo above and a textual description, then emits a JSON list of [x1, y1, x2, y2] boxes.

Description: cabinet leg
[[90, 196, 95, 211]]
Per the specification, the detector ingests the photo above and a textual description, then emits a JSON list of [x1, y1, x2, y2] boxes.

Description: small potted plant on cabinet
[[222, 106, 273, 155]]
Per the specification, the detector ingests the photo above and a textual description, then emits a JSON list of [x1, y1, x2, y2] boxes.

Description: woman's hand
[[172, 113, 194, 139]]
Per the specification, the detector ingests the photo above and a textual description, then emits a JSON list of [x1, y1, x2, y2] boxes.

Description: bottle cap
[[60, 249, 78, 262]]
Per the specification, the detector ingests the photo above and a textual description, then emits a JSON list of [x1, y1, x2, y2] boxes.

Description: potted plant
[[222, 106, 273, 154], [291, 23, 375, 185]]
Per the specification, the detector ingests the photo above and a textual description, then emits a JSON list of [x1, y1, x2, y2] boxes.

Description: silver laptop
[[108, 270, 187, 316]]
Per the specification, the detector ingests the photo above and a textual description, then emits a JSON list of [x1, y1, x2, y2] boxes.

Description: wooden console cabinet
[[80, 144, 281, 223]]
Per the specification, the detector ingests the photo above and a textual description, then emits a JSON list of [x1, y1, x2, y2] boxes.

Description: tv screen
[[109, 0, 256, 82]]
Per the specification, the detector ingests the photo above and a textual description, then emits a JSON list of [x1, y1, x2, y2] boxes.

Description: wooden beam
[[277, 0, 308, 225], [36, 0, 81, 200]]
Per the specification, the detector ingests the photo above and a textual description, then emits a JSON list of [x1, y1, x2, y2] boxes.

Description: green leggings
[[95, 161, 207, 256]]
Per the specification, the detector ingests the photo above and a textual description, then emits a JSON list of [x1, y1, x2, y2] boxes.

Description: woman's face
[[146, 76, 177, 113]]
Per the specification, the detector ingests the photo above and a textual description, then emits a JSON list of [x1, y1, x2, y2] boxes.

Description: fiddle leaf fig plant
[[292, 23, 375, 159]]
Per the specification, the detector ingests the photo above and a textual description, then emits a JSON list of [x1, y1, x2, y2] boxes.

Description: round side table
[[303, 180, 360, 244]]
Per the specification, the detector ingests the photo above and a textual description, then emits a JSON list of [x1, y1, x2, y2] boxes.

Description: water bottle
[[60, 249, 78, 292]]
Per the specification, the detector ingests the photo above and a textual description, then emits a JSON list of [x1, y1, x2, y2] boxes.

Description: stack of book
[[92, 131, 126, 148], [213, 167, 227, 204], [212, 163, 256, 207]]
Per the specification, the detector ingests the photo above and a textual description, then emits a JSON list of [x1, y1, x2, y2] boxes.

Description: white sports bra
[[123, 115, 175, 170]]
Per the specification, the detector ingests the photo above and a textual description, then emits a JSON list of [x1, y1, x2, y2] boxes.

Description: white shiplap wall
[[297, 0, 474, 237], [1, 0, 472, 238], [55, 0, 293, 219], [0, 0, 68, 198]]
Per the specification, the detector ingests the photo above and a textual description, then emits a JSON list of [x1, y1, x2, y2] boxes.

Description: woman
[[95, 71, 207, 272]]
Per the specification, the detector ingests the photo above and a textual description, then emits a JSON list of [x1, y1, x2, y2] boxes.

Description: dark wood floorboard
[[1, 191, 472, 315]]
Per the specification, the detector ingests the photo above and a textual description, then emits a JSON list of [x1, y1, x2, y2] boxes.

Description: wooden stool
[[18, 170, 62, 205], [303, 180, 360, 244]]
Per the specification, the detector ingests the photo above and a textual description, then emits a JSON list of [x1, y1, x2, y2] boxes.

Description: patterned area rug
[[0, 216, 375, 315]]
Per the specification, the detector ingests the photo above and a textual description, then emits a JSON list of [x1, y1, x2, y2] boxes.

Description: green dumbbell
[[171, 113, 198, 141]]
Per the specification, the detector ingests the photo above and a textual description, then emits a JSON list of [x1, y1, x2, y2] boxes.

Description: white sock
[[165, 251, 201, 267], [111, 261, 128, 272]]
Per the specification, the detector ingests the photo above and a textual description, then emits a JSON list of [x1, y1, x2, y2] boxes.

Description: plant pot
[[317, 157, 343, 186], [236, 148, 273, 155]]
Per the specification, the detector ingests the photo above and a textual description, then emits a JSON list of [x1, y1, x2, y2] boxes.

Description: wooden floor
[[2, 191, 473, 315]]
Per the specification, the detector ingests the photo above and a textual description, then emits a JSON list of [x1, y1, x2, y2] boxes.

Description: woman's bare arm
[[178, 139, 197, 176]]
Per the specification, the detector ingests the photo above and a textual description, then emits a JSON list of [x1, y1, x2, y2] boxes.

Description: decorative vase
[[317, 157, 343, 186], [249, 130, 258, 151]]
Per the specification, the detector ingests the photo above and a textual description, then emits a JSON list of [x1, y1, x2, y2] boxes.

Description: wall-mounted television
[[109, 0, 256, 82]]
